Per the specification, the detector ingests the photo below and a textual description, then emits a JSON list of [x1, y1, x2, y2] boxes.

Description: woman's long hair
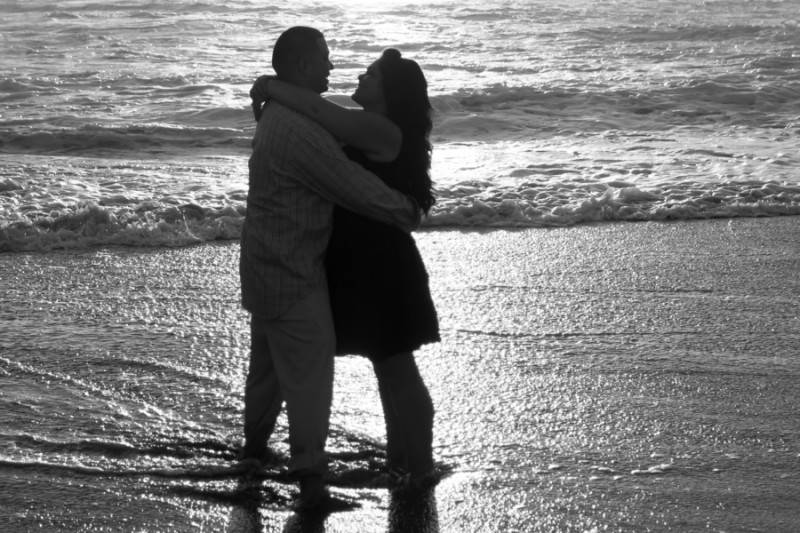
[[378, 49, 435, 214]]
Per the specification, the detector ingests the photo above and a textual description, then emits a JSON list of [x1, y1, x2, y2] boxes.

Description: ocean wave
[[0, 78, 39, 93], [0, 122, 252, 156], [429, 77, 800, 140], [433, 76, 800, 112], [0, 202, 245, 252], [0, 179, 23, 192], [2, 180, 798, 252], [428, 180, 800, 227], [4, 76, 795, 157], [573, 23, 787, 44]]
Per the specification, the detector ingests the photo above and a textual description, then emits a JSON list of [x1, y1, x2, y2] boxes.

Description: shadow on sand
[[279, 487, 439, 533], [216, 474, 439, 533]]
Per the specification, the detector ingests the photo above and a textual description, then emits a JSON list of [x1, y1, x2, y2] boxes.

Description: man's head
[[272, 26, 332, 93]]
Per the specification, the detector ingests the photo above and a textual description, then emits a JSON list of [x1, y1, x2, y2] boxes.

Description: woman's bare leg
[[372, 352, 434, 477]]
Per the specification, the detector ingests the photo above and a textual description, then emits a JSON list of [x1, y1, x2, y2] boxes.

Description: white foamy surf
[[2, 0, 799, 251]]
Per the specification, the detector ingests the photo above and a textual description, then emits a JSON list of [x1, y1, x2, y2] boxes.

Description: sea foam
[[2, 176, 798, 252]]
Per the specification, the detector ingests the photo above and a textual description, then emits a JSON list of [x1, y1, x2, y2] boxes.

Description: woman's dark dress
[[326, 147, 440, 360]]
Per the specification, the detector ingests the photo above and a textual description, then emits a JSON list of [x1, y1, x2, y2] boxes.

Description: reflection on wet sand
[[225, 480, 263, 533], [220, 471, 440, 533], [388, 487, 439, 533]]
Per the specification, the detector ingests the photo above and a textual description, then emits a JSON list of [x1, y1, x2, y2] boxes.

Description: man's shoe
[[238, 444, 283, 467]]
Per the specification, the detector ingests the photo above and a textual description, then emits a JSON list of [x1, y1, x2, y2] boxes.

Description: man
[[239, 26, 420, 509]]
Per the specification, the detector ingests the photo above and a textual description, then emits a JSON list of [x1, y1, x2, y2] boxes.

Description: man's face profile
[[301, 37, 332, 94]]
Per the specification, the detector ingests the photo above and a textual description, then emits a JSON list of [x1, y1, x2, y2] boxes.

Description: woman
[[251, 49, 440, 489]]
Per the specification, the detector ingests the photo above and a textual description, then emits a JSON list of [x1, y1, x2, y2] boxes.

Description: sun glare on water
[[333, 0, 434, 6]]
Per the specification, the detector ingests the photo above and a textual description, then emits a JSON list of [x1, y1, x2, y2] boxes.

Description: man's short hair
[[272, 26, 324, 78]]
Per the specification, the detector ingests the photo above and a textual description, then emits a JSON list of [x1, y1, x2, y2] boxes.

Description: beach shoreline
[[2, 216, 799, 532], [4, 0, 800, 528]]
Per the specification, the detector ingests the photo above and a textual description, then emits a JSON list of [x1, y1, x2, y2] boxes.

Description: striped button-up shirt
[[240, 102, 420, 319]]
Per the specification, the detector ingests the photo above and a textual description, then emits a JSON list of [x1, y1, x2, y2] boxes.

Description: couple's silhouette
[[238, 25, 442, 514]]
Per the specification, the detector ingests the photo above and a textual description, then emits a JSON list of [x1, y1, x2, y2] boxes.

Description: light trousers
[[244, 286, 335, 476]]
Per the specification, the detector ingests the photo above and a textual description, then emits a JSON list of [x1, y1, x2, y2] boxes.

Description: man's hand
[[250, 75, 276, 121]]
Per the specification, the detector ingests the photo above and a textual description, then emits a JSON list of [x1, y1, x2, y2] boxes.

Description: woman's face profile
[[353, 58, 386, 110]]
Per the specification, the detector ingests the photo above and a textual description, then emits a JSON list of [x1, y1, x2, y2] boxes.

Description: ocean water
[[1, 0, 800, 251]]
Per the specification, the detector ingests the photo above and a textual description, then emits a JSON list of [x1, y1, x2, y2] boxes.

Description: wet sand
[[2, 217, 799, 532]]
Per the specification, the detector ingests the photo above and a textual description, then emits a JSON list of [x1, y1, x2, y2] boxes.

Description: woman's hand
[[250, 75, 276, 121]]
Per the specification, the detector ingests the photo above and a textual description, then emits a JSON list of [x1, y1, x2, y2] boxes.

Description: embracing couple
[[239, 26, 440, 510]]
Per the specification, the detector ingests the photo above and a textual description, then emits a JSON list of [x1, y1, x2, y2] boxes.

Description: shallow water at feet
[[1, 218, 798, 531]]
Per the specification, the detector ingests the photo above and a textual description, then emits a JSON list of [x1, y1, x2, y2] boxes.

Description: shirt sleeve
[[289, 118, 421, 232]]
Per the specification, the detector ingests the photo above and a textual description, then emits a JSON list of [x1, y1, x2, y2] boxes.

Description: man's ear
[[294, 56, 310, 78]]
